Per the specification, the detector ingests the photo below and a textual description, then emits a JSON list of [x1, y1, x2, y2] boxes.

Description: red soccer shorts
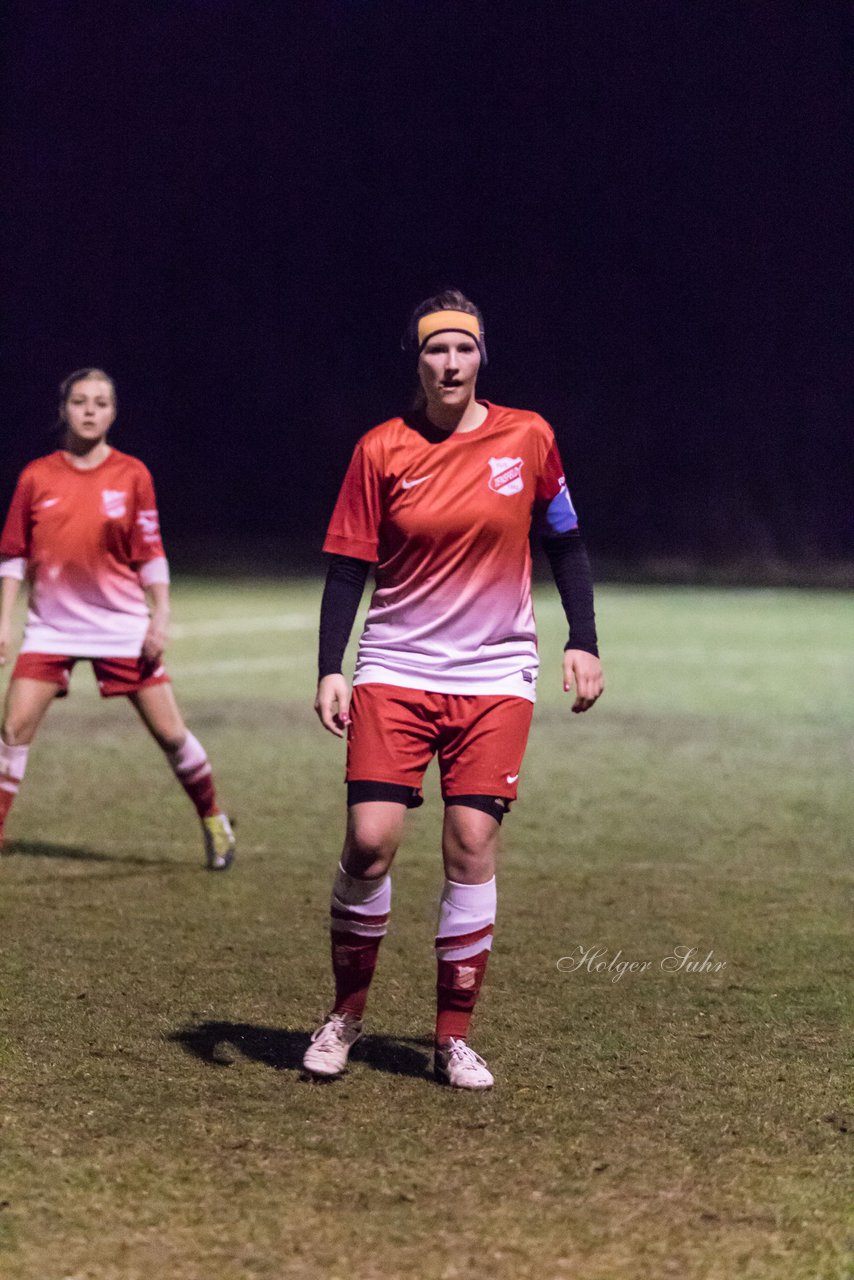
[[346, 683, 534, 803], [12, 652, 171, 699]]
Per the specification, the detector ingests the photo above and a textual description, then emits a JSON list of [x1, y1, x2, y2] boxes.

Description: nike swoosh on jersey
[[506, 773, 520, 784], [401, 475, 433, 489], [38, 498, 60, 509]]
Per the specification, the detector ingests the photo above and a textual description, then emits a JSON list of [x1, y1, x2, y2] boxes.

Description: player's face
[[63, 378, 116, 442], [418, 334, 481, 411]]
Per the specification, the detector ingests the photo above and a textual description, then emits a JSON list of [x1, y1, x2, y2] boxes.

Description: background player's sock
[[0, 738, 29, 845], [435, 876, 496, 1044], [164, 731, 218, 818], [330, 862, 391, 1019]]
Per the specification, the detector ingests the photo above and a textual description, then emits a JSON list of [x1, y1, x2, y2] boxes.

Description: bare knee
[[2, 678, 60, 746], [2, 714, 39, 746], [442, 808, 500, 883], [342, 809, 403, 879], [443, 846, 495, 884], [142, 713, 187, 753], [155, 729, 188, 754], [129, 687, 187, 752], [2, 721, 31, 746]]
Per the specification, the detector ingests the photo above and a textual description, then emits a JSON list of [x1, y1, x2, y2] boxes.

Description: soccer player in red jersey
[[0, 369, 235, 870], [304, 291, 604, 1088]]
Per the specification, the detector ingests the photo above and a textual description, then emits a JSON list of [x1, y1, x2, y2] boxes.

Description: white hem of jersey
[[20, 621, 148, 658], [353, 667, 537, 703]]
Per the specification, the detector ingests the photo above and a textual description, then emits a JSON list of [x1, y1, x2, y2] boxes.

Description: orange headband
[[417, 310, 481, 349]]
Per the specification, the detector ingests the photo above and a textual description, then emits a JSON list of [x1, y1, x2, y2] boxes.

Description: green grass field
[[1, 581, 852, 1280]]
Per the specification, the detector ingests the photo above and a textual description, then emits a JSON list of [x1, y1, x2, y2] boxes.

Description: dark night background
[[3, 1, 851, 575]]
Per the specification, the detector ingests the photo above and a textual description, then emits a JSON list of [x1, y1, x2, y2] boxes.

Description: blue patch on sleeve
[[543, 484, 578, 535]]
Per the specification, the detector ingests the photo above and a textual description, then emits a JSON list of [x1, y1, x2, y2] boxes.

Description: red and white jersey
[[0, 449, 167, 657], [323, 402, 578, 701]]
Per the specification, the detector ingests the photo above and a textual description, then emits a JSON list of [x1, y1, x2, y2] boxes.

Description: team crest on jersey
[[101, 489, 127, 519], [487, 456, 525, 496]]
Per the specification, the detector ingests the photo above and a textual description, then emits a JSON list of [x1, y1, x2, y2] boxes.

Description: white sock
[[0, 736, 29, 791], [331, 862, 392, 938], [165, 731, 211, 784], [435, 877, 497, 961]]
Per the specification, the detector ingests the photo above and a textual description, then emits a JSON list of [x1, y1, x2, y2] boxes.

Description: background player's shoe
[[302, 1012, 363, 1078], [434, 1038, 494, 1090], [202, 812, 236, 871]]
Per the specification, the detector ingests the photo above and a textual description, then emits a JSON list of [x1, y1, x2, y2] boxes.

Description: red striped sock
[[436, 949, 491, 1042], [330, 863, 391, 1020], [0, 788, 15, 843], [0, 739, 29, 846], [165, 732, 218, 818], [435, 877, 496, 1044]]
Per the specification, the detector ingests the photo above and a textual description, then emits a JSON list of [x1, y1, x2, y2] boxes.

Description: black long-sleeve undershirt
[[318, 554, 371, 678], [541, 528, 599, 657], [317, 531, 598, 678]]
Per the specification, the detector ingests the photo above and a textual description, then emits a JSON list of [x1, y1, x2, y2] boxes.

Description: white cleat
[[202, 812, 236, 871], [434, 1038, 494, 1090], [302, 1013, 363, 1078]]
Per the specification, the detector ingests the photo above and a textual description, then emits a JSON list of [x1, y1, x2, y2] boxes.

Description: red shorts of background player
[[11, 652, 171, 699], [346, 682, 534, 809]]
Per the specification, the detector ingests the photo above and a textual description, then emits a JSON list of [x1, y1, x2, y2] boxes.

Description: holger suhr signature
[[556, 944, 727, 983]]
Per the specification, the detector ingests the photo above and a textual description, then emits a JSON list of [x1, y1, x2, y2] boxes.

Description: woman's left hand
[[142, 612, 169, 664], [563, 649, 604, 713]]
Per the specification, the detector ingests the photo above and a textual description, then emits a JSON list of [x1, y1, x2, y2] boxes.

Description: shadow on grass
[[169, 1020, 432, 1079], [4, 839, 176, 867]]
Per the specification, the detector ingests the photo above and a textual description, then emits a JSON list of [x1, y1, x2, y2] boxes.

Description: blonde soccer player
[[305, 291, 604, 1088], [0, 368, 235, 870]]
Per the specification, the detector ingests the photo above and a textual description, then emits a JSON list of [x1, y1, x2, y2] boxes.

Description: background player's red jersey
[[0, 449, 167, 657]]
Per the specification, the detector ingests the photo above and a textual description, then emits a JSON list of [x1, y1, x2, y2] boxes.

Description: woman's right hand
[[314, 674, 351, 737]]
